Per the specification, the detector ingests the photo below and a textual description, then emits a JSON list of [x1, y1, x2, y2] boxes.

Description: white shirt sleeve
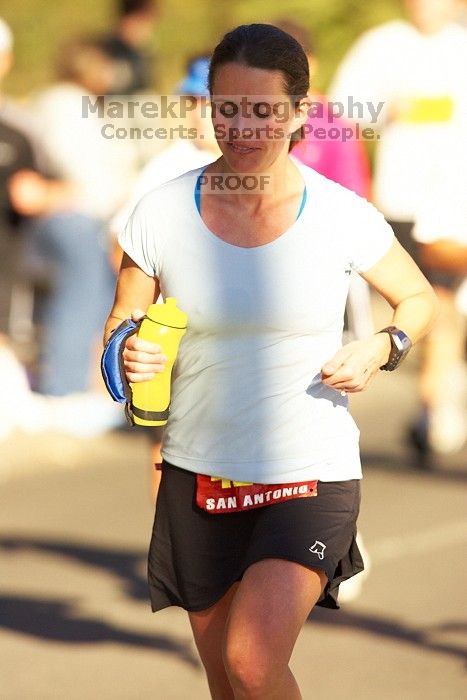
[[117, 194, 160, 278], [346, 197, 395, 272]]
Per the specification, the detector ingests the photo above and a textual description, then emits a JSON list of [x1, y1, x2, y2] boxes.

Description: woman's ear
[[290, 95, 311, 134]]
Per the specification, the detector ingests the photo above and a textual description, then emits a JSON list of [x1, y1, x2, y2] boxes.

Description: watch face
[[392, 333, 403, 352], [394, 330, 411, 353], [393, 332, 405, 352]]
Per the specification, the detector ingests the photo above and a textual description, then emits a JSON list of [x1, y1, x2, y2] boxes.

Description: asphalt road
[[1, 357, 466, 699]]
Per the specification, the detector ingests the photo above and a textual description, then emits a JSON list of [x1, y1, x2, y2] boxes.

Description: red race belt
[[196, 474, 318, 514]]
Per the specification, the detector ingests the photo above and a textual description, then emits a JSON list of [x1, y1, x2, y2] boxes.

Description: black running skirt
[[148, 461, 364, 612]]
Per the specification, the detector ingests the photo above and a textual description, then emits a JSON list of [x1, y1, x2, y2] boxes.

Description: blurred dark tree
[[0, 0, 402, 96]]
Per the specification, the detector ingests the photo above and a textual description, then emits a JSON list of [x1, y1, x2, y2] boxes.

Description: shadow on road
[[2, 535, 466, 666], [0, 535, 199, 668], [0, 594, 199, 667], [308, 606, 467, 663], [1, 536, 148, 600], [361, 450, 467, 483]]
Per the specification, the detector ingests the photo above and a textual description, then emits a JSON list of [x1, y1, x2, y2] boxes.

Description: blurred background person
[[410, 134, 467, 455], [99, 0, 159, 95], [9, 37, 135, 396], [329, 0, 467, 457], [0, 17, 43, 341], [329, 0, 467, 263]]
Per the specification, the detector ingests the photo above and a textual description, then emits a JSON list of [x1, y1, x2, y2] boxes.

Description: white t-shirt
[[329, 21, 467, 221], [119, 162, 394, 483]]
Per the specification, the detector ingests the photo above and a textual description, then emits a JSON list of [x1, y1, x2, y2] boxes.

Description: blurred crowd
[[0, 0, 466, 459]]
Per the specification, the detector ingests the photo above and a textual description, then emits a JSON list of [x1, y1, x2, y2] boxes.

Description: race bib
[[196, 474, 318, 514]]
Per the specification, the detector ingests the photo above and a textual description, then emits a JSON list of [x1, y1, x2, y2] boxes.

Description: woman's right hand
[[122, 309, 167, 383]]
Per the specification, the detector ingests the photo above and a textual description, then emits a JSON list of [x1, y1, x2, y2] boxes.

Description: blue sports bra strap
[[194, 168, 207, 214], [296, 186, 307, 220]]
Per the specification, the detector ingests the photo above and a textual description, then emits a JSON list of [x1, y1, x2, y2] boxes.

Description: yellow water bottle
[[130, 297, 188, 426]]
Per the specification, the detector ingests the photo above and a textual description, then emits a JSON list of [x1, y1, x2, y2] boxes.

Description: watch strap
[[378, 326, 412, 371]]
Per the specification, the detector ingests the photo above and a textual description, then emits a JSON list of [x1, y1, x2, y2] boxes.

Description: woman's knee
[[222, 635, 282, 697]]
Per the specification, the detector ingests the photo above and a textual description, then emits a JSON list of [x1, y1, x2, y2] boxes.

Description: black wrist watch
[[377, 326, 412, 371]]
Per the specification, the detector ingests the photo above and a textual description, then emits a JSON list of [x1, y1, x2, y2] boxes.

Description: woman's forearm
[[385, 289, 439, 344], [102, 254, 159, 346], [362, 240, 440, 347]]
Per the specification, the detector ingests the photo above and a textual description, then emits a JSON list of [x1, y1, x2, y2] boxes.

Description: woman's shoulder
[[295, 158, 372, 211], [132, 164, 204, 216]]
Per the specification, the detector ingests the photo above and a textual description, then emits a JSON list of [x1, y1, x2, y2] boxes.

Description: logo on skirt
[[309, 540, 326, 560]]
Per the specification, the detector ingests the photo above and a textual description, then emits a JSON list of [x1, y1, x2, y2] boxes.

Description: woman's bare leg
[[223, 559, 327, 700], [189, 584, 239, 700], [189, 559, 326, 700]]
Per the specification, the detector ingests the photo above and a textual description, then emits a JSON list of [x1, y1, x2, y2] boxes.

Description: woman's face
[[210, 62, 308, 172]]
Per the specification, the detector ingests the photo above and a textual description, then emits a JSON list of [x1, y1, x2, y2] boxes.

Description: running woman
[[103, 24, 438, 700]]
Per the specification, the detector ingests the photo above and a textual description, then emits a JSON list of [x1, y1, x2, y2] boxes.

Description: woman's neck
[[205, 152, 304, 214]]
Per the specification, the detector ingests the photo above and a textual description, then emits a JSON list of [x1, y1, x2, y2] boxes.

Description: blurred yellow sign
[[401, 96, 454, 123]]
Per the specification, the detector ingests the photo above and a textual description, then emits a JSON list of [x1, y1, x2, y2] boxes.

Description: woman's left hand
[[321, 334, 391, 394]]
